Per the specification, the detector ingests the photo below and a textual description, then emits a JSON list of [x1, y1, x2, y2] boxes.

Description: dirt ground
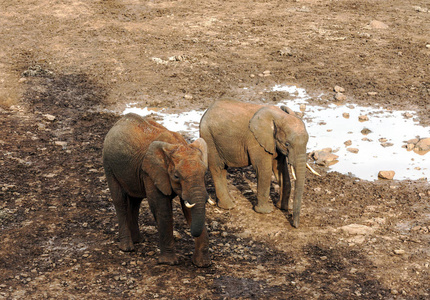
[[1, 0, 429, 299]]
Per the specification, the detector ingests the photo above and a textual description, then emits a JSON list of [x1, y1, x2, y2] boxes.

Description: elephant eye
[[173, 172, 180, 181]]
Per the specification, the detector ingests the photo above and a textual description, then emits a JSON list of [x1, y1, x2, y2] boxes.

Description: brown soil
[[1, 0, 429, 299]]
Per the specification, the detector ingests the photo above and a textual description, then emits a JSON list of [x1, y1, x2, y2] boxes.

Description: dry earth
[[1, 0, 429, 299]]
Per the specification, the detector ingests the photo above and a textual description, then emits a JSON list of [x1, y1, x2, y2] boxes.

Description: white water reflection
[[123, 86, 429, 181], [272, 85, 429, 181]]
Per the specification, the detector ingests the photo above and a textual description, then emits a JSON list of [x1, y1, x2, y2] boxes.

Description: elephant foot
[[132, 233, 143, 244], [157, 253, 178, 266], [192, 252, 211, 268], [118, 240, 135, 252], [254, 202, 273, 214], [217, 197, 235, 210], [275, 200, 288, 211]]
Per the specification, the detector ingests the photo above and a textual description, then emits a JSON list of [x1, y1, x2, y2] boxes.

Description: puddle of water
[[272, 85, 429, 181], [123, 105, 204, 137], [123, 86, 429, 181]]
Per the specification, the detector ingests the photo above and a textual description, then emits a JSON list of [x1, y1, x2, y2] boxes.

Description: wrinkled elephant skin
[[103, 113, 210, 267]]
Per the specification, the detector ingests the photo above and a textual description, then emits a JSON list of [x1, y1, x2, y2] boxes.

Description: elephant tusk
[[306, 163, 321, 176], [290, 165, 297, 181], [184, 201, 196, 208], [208, 197, 216, 206]]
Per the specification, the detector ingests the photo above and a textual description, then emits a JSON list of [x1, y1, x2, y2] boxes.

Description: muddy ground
[[1, 0, 429, 299]]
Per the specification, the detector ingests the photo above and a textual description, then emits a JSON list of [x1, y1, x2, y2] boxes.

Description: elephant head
[[249, 106, 309, 228], [142, 138, 209, 237]]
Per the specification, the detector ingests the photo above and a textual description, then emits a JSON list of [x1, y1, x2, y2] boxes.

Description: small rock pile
[[309, 148, 339, 166], [403, 137, 430, 152]]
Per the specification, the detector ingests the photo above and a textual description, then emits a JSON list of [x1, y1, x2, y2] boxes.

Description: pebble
[[43, 114, 56, 122], [344, 140, 352, 146], [393, 249, 406, 255], [342, 112, 350, 118], [340, 224, 375, 235], [184, 94, 193, 100], [367, 91, 378, 96], [334, 85, 345, 93], [279, 47, 293, 56], [361, 128, 372, 135], [358, 115, 369, 122], [414, 6, 429, 13], [347, 148, 359, 153], [370, 20, 389, 29], [334, 92, 346, 101], [173, 230, 182, 239], [299, 104, 306, 112], [378, 170, 395, 180]]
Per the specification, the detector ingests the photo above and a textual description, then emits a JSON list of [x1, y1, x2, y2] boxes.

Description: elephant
[[199, 99, 309, 228], [103, 113, 211, 267]]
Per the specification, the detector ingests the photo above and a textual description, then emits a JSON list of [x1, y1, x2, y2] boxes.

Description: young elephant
[[103, 113, 210, 267], [200, 99, 309, 228]]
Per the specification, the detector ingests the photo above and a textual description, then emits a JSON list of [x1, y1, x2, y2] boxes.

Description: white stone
[[378, 170, 395, 180], [340, 224, 375, 235]]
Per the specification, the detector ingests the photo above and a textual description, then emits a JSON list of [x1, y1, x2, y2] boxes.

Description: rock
[[406, 138, 419, 144], [334, 92, 346, 101], [279, 47, 293, 56], [347, 148, 359, 153], [263, 70, 271, 77], [184, 94, 193, 100], [367, 91, 378, 96], [173, 230, 182, 239], [334, 85, 345, 93], [342, 112, 350, 119], [414, 6, 429, 13], [54, 141, 67, 149], [393, 249, 406, 255], [347, 235, 366, 244], [403, 112, 413, 118], [381, 142, 393, 148], [311, 149, 339, 166], [344, 140, 352, 146], [299, 104, 306, 112], [340, 224, 375, 235], [379, 138, 387, 143], [370, 20, 389, 29], [358, 115, 369, 122], [43, 114, 56, 122], [378, 170, 395, 180], [361, 128, 372, 135], [415, 138, 430, 151]]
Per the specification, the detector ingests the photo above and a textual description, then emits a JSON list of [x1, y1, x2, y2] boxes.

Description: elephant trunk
[[292, 153, 307, 228], [188, 187, 208, 237]]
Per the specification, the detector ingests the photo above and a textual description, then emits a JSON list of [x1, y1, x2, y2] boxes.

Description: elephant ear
[[189, 138, 208, 168], [249, 107, 276, 155], [280, 105, 296, 116], [142, 141, 177, 195]]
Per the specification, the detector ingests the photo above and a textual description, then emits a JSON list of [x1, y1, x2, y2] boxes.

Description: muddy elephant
[[103, 113, 210, 267], [200, 99, 309, 228]]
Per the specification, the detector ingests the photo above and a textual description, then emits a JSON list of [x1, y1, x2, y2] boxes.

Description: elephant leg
[[210, 164, 235, 210], [253, 157, 274, 214], [274, 156, 291, 211], [106, 174, 134, 251], [147, 191, 177, 265], [180, 200, 210, 267], [127, 196, 143, 244]]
